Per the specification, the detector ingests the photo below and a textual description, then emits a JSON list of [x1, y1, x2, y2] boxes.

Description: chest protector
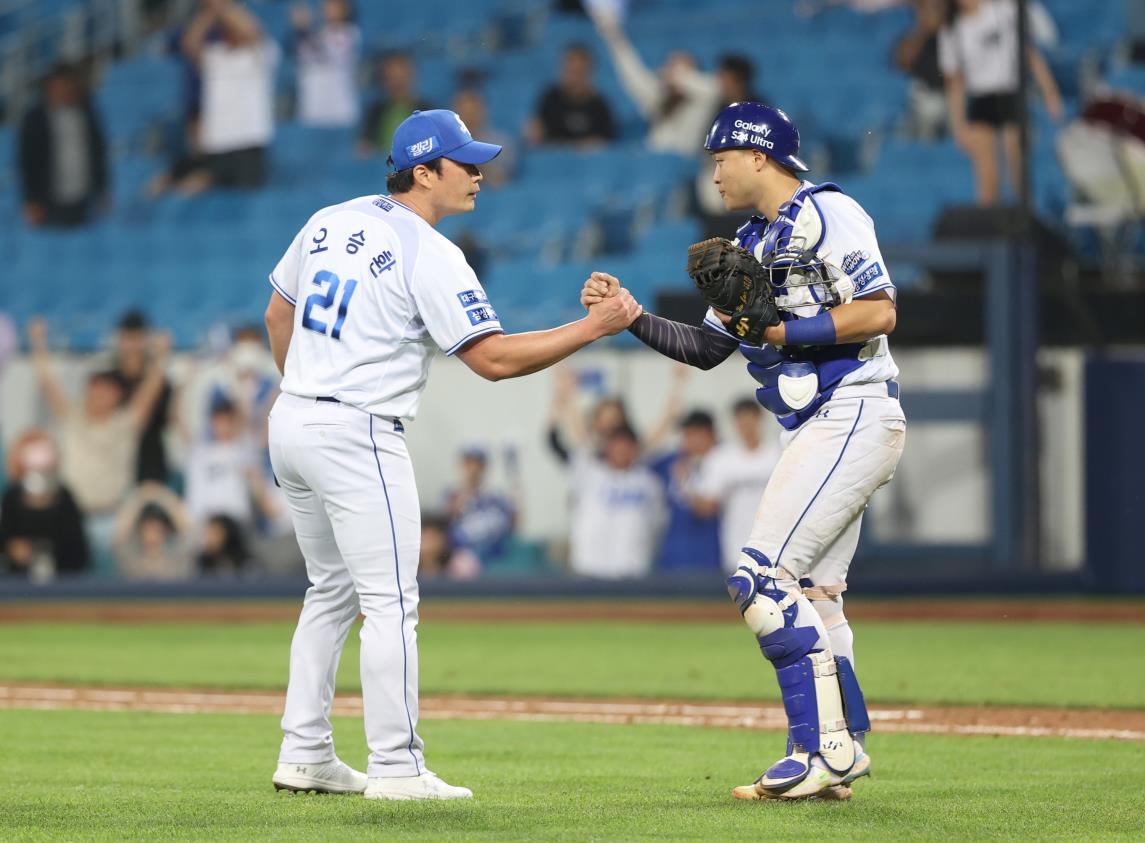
[[734, 182, 868, 430]]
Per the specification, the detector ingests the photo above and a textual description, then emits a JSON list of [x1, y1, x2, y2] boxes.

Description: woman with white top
[[939, 0, 1062, 205]]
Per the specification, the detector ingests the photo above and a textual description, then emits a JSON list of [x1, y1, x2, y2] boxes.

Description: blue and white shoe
[[738, 745, 870, 801]]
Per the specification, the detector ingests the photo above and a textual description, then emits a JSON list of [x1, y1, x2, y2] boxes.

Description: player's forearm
[[627, 313, 739, 370], [462, 319, 603, 381]]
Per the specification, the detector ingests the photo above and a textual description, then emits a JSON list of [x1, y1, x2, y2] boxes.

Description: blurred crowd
[[0, 309, 779, 583], [14, 0, 1076, 238]]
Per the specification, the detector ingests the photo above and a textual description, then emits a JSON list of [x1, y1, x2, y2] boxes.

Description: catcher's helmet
[[704, 102, 809, 173]]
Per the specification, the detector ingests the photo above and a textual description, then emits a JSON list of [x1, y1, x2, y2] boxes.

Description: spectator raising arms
[[0, 429, 89, 579], [112, 482, 195, 581], [28, 319, 170, 565], [182, 0, 279, 190], [588, 7, 720, 155], [18, 62, 108, 228], [527, 43, 617, 146], [290, 0, 361, 128], [568, 425, 665, 579], [939, 0, 1063, 205], [108, 311, 173, 484]]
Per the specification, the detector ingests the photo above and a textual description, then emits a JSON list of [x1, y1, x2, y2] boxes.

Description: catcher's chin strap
[[726, 548, 869, 790]]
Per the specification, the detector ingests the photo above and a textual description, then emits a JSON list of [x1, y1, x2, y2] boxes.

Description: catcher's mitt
[[686, 238, 780, 345]]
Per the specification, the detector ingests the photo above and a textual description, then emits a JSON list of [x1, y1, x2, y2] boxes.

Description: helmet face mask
[[761, 238, 853, 310]]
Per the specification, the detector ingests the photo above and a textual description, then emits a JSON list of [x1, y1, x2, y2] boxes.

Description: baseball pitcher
[[265, 109, 642, 800], [583, 102, 906, 801]]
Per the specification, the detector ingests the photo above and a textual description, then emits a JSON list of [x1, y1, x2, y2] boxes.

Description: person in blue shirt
[[649, 409, 721, 572], [443, 447, 517, 568]]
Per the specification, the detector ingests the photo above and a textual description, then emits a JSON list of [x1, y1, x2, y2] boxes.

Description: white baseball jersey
[[703, 181, 899, 391], [568, 450, 666, 579], [694, 439, 780, 573], [269, 195, 503, 418]]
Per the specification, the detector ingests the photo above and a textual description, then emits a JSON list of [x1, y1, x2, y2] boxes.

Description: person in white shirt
[[587, 6, 720, 156], [290, 0, 361, 128], [569, 425, 666, 579], [939, 0, 1062, 205], [693, 399, 780, 573], [182, 0, 279, 189], [263, 108, 642, 800]]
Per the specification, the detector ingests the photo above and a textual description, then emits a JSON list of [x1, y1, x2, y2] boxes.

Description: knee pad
[[728, 548, 857, 770]]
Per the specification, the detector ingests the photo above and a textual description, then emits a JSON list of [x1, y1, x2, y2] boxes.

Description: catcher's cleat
[[732, 781, 854, 801], [741, 748, 870, 801]]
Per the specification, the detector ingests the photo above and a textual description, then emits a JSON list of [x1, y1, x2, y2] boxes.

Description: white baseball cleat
[[363, 772, 473, 801], [273, 758, 368, 794]]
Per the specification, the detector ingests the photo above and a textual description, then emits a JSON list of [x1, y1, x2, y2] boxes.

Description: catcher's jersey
[[703, 180, 898, 391], [269, 195, 503, 419]]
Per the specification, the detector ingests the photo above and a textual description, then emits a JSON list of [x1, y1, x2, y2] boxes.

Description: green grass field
[[3, 606, 1145, 841], [2, 710, 1144, 842], [3, 618, 1145, 707]]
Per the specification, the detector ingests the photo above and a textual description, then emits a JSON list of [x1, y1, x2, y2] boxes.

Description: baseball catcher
[[581, 101, 905, 802]]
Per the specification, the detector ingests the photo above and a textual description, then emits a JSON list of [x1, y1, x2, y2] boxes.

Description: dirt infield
[[2, 683, 1142, 741], [1, 598, 1143, 625]]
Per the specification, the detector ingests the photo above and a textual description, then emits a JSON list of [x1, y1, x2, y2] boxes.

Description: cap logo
[[406, 136, 438, 159], [454, 113, 471, 137]]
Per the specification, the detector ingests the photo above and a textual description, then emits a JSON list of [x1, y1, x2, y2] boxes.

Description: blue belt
[[888, 380, 900, 399]]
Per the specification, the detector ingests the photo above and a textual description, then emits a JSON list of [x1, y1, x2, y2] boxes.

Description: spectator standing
[[443, 447, 517, 568], [692, 399, 780, 573], [18, 62, 108, 228], [588, 9, 719, 155], [939, 0, 1063, 205], [108, 311, 173, 484], [182, 398, 258, 529], [182, 0, 279, 190], [290, 0, 362, 128], [28, 320, 170, 567], [453, 88, 516, 187], [527, 43, 617, 146], [650, 409, 721, 572], [357, 51, 431, 156], [568, 425, 665, 579], [694, 54, 763, 235], [112, 482, 195, 581], [894, 0, 950, 140], [0, 429, 89, 578]]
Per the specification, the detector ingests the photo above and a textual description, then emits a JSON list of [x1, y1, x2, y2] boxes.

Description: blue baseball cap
[[388, 109, 503, 171]]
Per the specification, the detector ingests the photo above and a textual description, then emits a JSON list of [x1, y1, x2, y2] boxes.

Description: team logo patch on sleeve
[[853, 261, 884, 290], [466, 305, 498, 325], [841, 250, 870, 275], [457, 289, 489, 307]]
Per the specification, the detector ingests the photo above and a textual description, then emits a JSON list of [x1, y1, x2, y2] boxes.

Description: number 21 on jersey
[[302, 270, 358, 340]]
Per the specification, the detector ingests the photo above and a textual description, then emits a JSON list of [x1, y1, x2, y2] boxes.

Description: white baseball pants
[[742, 386, 906, 658], [268, 392, 425, 778]]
